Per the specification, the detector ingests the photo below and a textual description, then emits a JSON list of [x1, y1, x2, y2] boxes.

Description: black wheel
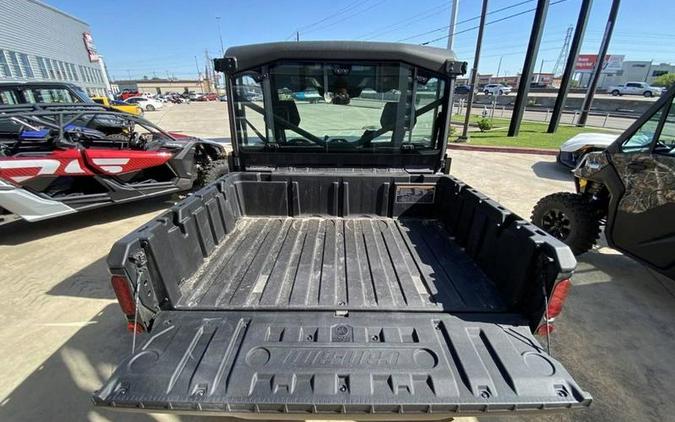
[[611, 90, 620, 96], [146, 104, 156, 111], [531, 192, 601, 255], [643, 91, 653, 98], [193, 158, 229, 190]]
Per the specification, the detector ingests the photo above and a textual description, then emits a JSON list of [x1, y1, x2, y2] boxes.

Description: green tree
[[652, 73, 675, 89]]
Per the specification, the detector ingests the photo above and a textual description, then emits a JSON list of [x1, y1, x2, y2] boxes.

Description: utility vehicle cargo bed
[[99, 171, 588, 416], [94, 311, 591, 415], [177, 217, 506, 312]]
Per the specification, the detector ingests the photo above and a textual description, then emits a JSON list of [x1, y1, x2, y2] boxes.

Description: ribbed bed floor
[[176, 217, 506, 312]]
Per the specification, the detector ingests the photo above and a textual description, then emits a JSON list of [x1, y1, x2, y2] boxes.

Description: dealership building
[[0, 0, 110, 96]]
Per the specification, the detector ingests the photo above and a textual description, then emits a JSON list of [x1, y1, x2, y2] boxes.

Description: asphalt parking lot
[[0, 102, 673, 422]]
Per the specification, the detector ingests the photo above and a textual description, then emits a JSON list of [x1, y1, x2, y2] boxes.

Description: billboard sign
[[575, 54, 624, 73], [83, 32, 99, 62]]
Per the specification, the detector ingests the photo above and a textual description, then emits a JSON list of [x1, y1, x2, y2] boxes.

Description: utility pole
[[548, 0, 592, 133], [194, 56, 203, 91], [446, 0, 460, 50], [508, 0, 549, 137], [460, 0, 488, 141], [296, 31, 300, 42], [446, 0, 460, 133], [578, 0, 620, 126], [496, 56, 503, 79], [537, 59, 545, 83], [126, 69, 132, 80], [216, 16, 225, 57], [204, 49, 212, 92]]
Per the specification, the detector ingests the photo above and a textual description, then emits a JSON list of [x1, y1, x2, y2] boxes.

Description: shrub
[[652, 73, 675, 90], [477, 117, 492, 132]]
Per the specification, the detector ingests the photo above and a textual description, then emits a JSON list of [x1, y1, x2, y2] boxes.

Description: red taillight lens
[[547, 278, 572, 318], [536, 323, 555, 336], [111, 275, 136, 316], [127, 321, 145, 333]]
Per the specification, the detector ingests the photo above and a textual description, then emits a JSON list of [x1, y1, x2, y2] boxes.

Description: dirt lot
[[0, 102, 673, 422]]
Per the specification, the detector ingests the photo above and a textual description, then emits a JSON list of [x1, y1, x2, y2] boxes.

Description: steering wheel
[[285, 138, 314, 146], [327, 138, 350, 144]]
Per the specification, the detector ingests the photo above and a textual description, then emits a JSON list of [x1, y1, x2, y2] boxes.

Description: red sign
[[83, 32, 99, 62], [575, 54, 624, 73], [575, 54, 597, 71]]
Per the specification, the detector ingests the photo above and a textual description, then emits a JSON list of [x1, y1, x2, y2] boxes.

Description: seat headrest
[[380, 102, 416, 129], [273, 100, 300, 128]]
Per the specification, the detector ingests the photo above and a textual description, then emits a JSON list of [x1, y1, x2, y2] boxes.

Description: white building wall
[[0, 0, 108, 95]]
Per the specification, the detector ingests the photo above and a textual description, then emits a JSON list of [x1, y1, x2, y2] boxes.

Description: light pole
[[216, 16, 225, 57], [536, 59, 546, 83]]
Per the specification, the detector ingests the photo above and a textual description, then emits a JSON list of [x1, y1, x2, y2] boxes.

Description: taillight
[[127, 321, 145, 333], [535, 278, 572, 336], [536, 323, 555, 336], [111, 275, 136, 316], [547, 278, 572, 318]]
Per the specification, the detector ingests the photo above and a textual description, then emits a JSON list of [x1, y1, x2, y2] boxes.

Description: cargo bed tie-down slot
[[175, 217, 506, 312], [93, 311, 591, 415]]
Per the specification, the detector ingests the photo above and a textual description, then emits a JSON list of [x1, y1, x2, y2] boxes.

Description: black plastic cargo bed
[[94, 311, 591, 416], [177, 217, 505, 312], [98, 172, 589, 416]]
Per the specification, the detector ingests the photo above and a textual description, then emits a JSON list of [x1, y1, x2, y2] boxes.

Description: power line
[[397, 0, 535, 43], [295, 0, 363, 33], [420, 0, 570, 46], [301, 0, 387, 36], [354, 1, 450, 40]]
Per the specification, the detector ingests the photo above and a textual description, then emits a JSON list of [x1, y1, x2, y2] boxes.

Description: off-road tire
[[194, 159, 229, 190], [531, 192, 601, 255]]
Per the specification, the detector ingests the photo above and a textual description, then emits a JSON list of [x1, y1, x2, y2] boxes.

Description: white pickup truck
[[608, 81, 663, 97]]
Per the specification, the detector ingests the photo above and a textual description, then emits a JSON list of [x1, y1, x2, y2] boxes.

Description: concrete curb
[[447, 143, 558, 156]]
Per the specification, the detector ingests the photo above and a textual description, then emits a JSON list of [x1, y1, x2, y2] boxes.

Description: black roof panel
[[222, 41, 466, 76]]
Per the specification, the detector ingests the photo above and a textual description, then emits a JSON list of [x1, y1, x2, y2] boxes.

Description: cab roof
[[220, 41, 466, 76]]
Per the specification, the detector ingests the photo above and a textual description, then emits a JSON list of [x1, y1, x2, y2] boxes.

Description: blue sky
[[49, 0, 674, 81]]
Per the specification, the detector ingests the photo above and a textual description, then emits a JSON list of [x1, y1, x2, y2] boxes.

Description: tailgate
[[94, 311, 591, 417]]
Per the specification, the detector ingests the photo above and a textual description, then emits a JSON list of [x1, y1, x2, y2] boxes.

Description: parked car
[[453, 84, 474, 95], [533, 86, 675, 281], [608, 82, 663, 97], [118, 90, 142, 100], [557, 132, 619, 168], [0, 104, 227, 224], [483, 83, 512, 95], [93, 41, 591, 419], [91, 96, 143, 116], [193, 92, 218, 101], [124, 96, 164, 111], [0, 81, 91, 104], [292, 88, 322, 103]]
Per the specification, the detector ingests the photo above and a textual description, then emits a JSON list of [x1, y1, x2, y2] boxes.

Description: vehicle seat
[[360, 102, 416, 145], [273, 100, 301, 142]]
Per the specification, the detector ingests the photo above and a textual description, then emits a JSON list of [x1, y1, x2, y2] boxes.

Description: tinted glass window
[[622, 108, 662, 153], [0, 90, 19, 105], [19, 54, 34, 78], [36, 57, 49, 79], [26, 88, 81, 103], [655, 98, 675, 155], [235, 61, 447, 153], [8, 51, 23, 77], [0, 51, 10, 77]]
